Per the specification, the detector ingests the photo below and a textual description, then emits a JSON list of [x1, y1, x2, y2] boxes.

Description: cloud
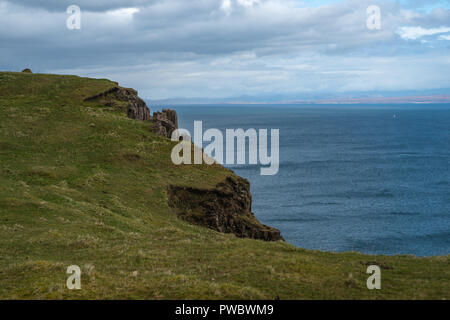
[[220, 0, 261, 14], [221, 0, 233, 15], [3, 0, 153, 12], [397, 25, 450, 39], [0, 0, 449, 99]]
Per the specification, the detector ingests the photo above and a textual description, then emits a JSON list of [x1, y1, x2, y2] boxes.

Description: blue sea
[[153, 104, 450, 257]]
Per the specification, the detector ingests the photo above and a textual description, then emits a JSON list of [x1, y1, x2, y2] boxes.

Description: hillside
[[0, 71, 448, 300]]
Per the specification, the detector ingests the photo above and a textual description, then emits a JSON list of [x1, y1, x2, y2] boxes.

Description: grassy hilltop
[[0, 71, 448, 299]]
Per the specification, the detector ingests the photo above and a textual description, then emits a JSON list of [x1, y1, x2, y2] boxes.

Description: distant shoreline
[[149, 102, 450, 107], [149, 101, 450, 106]]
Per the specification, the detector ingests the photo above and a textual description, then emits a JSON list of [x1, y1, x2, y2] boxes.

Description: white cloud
[[220, 0, 260, 14], [106, 7, 140, 21], [50, 52, 450, 99], [237, 0, 260, 8], [397, 26, 450, 40], [438, 34, 450, 40], [220, 0, 232, 15], [108, 8, 140, 16]]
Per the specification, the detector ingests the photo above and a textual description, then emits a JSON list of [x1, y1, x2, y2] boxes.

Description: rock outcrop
[[84, 86, 151, 121], [83, 86, 178, 136], [152, 109, 178, 138], [168, 176, 283, 241]]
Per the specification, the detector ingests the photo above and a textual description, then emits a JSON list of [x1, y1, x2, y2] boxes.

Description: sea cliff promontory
[[81, 80, 282, 241], [0, 71, 448, 300]]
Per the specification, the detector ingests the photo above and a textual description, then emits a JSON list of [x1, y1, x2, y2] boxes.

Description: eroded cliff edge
[[84, 84, 283, 242], [83, 86, 178, 138], [168, 176, 283, 241]]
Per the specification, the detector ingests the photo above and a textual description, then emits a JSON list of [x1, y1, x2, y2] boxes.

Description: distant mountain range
[[148, 89, 450, 105]]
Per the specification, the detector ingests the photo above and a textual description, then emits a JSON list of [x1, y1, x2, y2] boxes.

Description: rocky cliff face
[[85, 84, 283, 242], [168, 176, 283, 241], [83, 86, 177, 137], [152, 109, 178, 138], [84, 86, 151, 121]]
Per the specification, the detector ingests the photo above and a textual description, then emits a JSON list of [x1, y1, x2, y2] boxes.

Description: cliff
[[83, 86, 177, 138], [0, 71, 447, 300], [168, 176, 283, 241], [83, 80, 282, 241]]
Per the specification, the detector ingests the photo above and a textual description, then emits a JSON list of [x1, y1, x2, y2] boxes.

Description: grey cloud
[[3, 0, 156, 12], [0, 0, 449, 99]]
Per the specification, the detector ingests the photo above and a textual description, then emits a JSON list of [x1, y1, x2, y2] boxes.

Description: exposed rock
[[84, 86, 151, 121], [155, 109, 178, 126], [117, 87, 151, 121], [152, 109, 178, 138], [84, 87, 178, 138], [168, 176, 283, 241], [21, 68, 32, 73]]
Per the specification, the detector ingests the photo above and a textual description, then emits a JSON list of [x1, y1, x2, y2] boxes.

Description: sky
[[0, 0, 449, 100]]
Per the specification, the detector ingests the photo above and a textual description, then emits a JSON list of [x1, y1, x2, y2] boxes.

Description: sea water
[[152, 103, 450, 257]]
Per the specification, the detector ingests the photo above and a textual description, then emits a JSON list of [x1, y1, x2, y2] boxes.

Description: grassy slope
[[0, 72, 448, 300]]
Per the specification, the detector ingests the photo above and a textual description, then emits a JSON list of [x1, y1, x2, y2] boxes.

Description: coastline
[[0, 71, 448, 299]]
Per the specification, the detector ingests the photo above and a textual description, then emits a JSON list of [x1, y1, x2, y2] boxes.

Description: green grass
[[0, 72, 448, 300]]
